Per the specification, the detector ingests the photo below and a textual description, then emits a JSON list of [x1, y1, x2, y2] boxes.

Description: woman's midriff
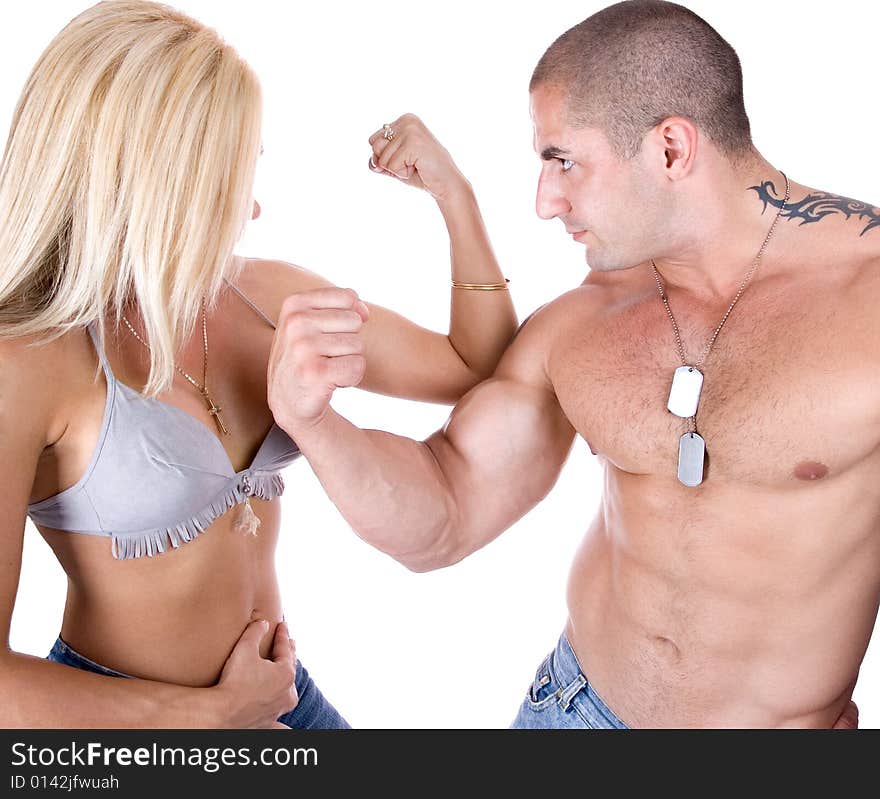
[[38, 496, 284, 687]]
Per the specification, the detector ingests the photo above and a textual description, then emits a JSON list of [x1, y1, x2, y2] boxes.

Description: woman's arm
[[248, 116, 517, 405], [0, 622, 296, 728], [361, 115, 518, 402]]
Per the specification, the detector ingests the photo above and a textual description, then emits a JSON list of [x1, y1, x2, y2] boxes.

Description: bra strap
[[223, 277, 277, 330], [86, 320, 116, 379]]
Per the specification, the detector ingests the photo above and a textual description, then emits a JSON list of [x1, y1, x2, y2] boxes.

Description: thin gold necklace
[[121, 298, 230, 436]]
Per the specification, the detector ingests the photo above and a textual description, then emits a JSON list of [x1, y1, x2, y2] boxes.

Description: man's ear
[[646, 116, 698, 180]]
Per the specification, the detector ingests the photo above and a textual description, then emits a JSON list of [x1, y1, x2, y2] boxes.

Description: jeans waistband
[[552, 632, 627, 728], [47, 636, 132, 678]]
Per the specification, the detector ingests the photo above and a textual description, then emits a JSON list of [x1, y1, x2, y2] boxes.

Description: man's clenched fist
[[267, 287, 370, 433]]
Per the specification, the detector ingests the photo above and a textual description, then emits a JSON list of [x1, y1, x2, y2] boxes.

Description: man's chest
[[549, 288, 880, 486]]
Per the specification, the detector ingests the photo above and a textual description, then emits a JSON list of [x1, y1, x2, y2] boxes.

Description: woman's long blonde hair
[[0, 0, 262, 396]]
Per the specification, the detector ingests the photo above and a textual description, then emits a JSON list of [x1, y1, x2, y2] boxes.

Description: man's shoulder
[[857, 251, 880, 283], [830, 224, 880, 294], [787, 182, 880, 270], [518, 277, 618, 336], [790, 183, 879, 240], [497, 281, 615, 381], [847, 250, 880, 317]]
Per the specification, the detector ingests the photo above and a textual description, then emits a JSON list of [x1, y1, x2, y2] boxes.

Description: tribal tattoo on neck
[[750, 179, 879, 237]]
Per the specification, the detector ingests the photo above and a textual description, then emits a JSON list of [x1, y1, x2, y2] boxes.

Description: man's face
[[530, 85, 665, 272]]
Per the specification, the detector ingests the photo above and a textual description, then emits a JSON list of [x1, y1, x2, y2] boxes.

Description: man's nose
[[535, 172, 570, 220]]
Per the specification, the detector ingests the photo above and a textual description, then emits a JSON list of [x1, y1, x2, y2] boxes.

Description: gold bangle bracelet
[[451, 279, 510, 291]]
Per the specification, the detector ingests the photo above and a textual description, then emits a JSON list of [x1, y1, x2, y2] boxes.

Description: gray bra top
[[27, 279, 301, 560]]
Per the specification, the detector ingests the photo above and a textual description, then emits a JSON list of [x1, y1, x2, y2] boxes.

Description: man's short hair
[[531, 0, 753, 160]]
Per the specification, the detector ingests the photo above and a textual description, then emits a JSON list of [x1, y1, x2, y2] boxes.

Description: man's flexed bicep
[[413, 338, 575, 570], [272, 300, 575, 571]]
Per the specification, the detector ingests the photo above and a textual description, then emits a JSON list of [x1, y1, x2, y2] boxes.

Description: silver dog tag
[[667, 366, 704, 418], [677, 432, 706, 487]]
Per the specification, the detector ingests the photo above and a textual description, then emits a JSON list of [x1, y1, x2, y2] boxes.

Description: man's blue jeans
[[511, 631, 628, 729]]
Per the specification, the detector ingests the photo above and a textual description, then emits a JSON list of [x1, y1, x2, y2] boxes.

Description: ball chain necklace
[[651, 171, 790, 487]]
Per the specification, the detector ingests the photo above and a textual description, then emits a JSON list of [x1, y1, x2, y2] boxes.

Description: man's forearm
[[0, 652, 224, 728], [291, 409, 457, 570]]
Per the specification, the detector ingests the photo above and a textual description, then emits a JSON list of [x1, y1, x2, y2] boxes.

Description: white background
[[3, 0, 879, 728]]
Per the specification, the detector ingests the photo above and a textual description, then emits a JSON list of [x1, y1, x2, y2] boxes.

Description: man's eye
[[561, 159, 574, 172]]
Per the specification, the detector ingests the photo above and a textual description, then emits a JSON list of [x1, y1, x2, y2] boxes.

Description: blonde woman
[[0, 1, 517, 728]]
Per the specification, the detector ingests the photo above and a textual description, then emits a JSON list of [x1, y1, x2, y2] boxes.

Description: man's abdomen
[[565, 473, 880, 728]]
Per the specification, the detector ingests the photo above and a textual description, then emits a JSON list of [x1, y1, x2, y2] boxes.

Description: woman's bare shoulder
[[233, 257, 336, 320], [0, 332, 74, 448]]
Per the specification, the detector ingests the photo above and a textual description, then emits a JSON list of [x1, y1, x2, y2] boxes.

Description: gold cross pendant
[[202, 389, 230, 436]]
